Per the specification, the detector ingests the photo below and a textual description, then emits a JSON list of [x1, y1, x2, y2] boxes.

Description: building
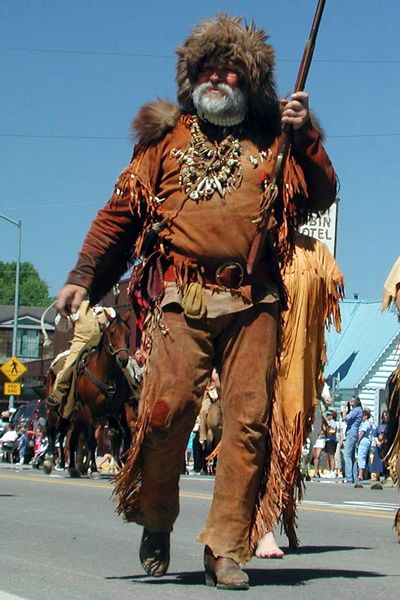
[[325, 299, 400, 420], [0, 304, 56, 410]]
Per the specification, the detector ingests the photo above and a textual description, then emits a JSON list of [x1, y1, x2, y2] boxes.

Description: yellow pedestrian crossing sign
[[4, 382, 21, 396], [0, 356, 27, 382]]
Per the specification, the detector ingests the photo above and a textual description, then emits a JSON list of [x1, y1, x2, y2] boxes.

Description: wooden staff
[[247, 0, 327, 275]]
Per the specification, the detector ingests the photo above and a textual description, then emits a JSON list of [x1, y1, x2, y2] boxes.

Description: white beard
[[192, 82, 247, 127]]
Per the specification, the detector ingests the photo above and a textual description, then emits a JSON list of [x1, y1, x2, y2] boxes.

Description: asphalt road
[[0, 464, 399, 600]]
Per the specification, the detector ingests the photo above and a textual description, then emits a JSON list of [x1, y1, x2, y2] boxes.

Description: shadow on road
[[106, 567, 385, 587], [287, 544, 372, 554], [247, 568, 385, 587]]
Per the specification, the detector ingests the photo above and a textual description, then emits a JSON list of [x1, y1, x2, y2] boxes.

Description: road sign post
[[0, 213, 22, 410], [1, 356, 27, 407]]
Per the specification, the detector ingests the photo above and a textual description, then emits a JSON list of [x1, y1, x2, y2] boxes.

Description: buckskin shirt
[[66, 112, 336, 318]]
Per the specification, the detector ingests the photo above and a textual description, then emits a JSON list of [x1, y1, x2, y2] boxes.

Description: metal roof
[[0, 305, 56, 326], [324, 299, 400, 389]]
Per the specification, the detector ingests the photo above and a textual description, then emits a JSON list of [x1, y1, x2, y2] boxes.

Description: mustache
[[196, 82, 234, 95]]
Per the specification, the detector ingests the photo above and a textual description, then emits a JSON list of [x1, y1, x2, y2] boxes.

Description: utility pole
[[0, 213, 22, 410]]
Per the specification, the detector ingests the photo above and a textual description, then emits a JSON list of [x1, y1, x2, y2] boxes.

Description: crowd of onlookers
[[310, 395, 390, 487], [1, 393, 392, 488], [0, 409, 48, 467]]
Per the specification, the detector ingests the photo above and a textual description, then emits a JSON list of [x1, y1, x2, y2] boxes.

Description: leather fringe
[[113, 409, 151, 521], [109, 161, 160, 259], [385, 365, 400, 485], [249, 406, 307, 552], [249, 239, 343, 551], [277, 151, 311, 265]]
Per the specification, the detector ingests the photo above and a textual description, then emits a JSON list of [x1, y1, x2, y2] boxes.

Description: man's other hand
[[280, 91, 310, 130]]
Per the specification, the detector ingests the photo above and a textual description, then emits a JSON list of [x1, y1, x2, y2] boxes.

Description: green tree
[[0, 261, 54, 307]]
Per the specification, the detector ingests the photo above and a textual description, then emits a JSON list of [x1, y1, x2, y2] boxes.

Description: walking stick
[[246, 0, 327, 275]]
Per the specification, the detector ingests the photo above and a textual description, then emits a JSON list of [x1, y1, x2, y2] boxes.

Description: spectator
[[0, 423, 18, 462], [192, 420, 205, 474], [356, 408, 373, 482], [32, 408, 46, 432], [186, 430, 195, 468], [300, 437, 312, 481], [323, 409, 338, 478], [312, 428, 326, 479], [17, 427, 28, 465], [370, 410, 389, 485], [0, 410, 10, 437], [32, 426, 44, 460], [131, 348, 146, 384], [334, 414, 346, 478], [342, 396, 363, 483]]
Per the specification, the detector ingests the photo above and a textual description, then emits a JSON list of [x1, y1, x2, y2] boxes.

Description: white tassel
[[40, 301, 57, 347]]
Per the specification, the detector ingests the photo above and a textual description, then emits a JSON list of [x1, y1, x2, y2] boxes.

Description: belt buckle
[[215, 262, 245, 289]]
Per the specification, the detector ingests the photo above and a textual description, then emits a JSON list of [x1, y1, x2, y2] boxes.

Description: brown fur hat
[[176, 13, 280, 131]]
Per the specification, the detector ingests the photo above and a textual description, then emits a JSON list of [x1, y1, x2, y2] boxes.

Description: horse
[[44, 310, 137, 477]]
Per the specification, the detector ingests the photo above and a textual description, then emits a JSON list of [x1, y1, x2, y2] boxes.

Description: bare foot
[[255, 531, 284, 559]]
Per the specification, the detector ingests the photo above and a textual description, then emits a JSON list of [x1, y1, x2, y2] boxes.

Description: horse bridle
[[76, 326, 129, 405], [103, 327, 129, 359]]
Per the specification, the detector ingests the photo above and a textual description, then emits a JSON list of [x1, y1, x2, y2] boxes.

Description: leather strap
[[163, 259, 271, 289]]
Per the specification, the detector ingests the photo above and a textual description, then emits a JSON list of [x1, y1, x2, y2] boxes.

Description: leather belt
[[163, 260, 269, 290]]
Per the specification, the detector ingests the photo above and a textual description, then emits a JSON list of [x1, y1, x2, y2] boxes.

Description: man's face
[[193, 62, 246, 125], [197, 64, 240, 93]]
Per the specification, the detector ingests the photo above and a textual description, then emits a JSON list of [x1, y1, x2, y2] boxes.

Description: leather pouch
[[142, 255, 164, 302], [182, 282, 207, 319]]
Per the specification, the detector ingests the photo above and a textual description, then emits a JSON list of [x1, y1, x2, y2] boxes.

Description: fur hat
[[176, 13, 281, 132]]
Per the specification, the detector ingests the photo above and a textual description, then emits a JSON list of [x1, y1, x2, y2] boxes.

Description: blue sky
[[0, 0, 399, 301]]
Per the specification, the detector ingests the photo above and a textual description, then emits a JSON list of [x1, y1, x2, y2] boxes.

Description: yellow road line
[[299, 505, 394, 520], [0, 472, 110, 490], [0, 472, 395, 520]]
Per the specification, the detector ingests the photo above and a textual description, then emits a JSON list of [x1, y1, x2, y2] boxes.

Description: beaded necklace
[[171, 117, 243, 201]]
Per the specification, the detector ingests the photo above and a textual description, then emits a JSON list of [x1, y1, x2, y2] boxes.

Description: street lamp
[[0, 213, 22, 410]]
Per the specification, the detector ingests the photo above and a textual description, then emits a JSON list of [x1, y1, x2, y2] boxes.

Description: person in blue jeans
[[356, 408, 373, 481], [342, 396, 363, 483]]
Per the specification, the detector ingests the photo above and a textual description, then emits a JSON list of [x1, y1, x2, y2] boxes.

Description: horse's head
[[104, 310, 131, 369]]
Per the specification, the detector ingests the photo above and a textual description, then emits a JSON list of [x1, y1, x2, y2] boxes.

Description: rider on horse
[[46, 300, 116, 418]]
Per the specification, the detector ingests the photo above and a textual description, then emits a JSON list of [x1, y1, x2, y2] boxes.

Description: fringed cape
[[250, 233, 343, 550]]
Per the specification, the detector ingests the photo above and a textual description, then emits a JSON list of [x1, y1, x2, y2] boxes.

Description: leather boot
[[204, 545, 249, 590], [139, 528, 170, 577], [46, 396, 60, 409]]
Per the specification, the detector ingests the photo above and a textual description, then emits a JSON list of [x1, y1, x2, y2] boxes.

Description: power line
[[0, 133, 128, 140], [329, 133, 400, 139], [1, 201, 101, 210], [1, 45, 399, 64], [0, 45, 170, 58], [1, 132, 400, 141]]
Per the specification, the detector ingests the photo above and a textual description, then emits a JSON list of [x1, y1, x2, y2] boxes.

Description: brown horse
[[45, 310, 136, 477]]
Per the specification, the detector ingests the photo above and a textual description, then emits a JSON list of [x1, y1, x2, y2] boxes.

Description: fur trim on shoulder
[[131, 100, 181, 146], [310, 112, 325, 142]]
